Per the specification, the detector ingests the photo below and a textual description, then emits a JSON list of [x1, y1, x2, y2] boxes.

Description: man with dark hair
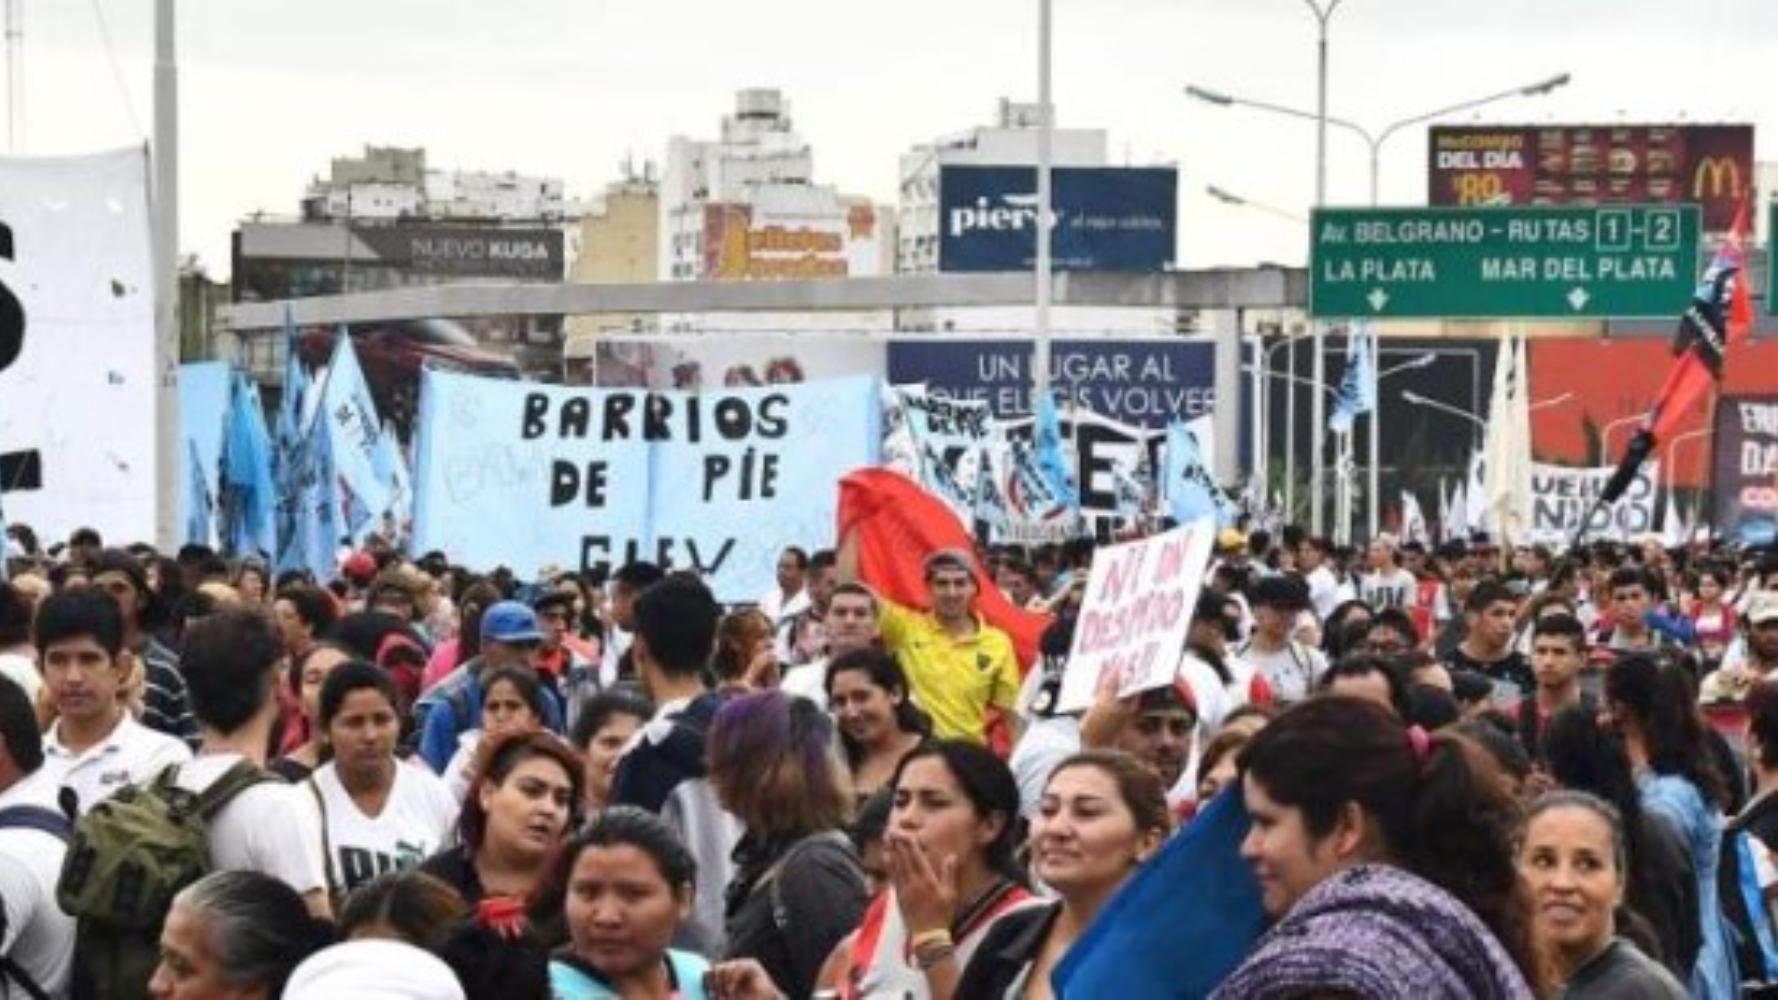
[[1600, 565, 1678, 655], [1296, 535, 1347, 621], [176, 610, 330, 916], [532, 589, 598, 733], [1319, 654, 1411, 717], [89, 548, 197, 745], [0, 674, 74, 996], [1232, 576, 1327, 706], [780, 548, 838, 666], [610, 573, 736, 954], [1362, 609, 1421, 656], [602, 560, 665, 685], [759, 545, 811, 627], [271, 584, 339, 661], [869, 548, 1021, 744], [36, 590, 190, 814], [1442, 579, 1533, 708], [1519, 612, 1590, 761], [67, 528, 102, 569]]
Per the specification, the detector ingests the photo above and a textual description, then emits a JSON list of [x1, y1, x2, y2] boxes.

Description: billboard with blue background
[[938, 166, 1177, 272], [886, 338, 1214, 428]]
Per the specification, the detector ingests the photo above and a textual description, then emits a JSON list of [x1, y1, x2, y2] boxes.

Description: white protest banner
[[1055, 519, 1215, 714], [0, 148, 156, 542], [1528, 461, 1661, 544], [412, 370, 879, 601], [883, 385, 994, 527]]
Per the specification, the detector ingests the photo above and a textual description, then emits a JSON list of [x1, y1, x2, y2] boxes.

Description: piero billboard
[[937, 166, 1176, 272]]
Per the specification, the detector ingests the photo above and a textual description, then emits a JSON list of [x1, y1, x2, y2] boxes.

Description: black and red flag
[[1600, 201, 1753, 505]]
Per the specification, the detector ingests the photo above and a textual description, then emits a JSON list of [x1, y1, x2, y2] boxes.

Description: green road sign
[[1769, 202, 1776, 314], [1310, 204, 1700, 319]]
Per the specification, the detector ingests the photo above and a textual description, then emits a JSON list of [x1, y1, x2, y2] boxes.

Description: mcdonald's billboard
[[1428, 124, 1752, 231]]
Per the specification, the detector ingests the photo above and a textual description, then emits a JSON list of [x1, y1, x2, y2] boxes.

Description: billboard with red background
[[1428, 124, 1753, 232], [1528, 337, 1778, 488]]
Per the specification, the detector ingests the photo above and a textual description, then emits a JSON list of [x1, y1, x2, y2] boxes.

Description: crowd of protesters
[[0, 516, 1776, 998]]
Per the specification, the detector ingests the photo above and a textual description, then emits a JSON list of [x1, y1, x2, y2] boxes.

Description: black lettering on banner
[[551, 460, 608, 508], [701, 449, 781, 502], [757, 393, 789, 438], [0, 219, 41, 494], [580, 535, 736, 577], [603, 393, 635, 440], [521, 393, 549, 439], [644, 394, 675, 441], [559, 397, 590, 439], [714, 397, 752, 441]]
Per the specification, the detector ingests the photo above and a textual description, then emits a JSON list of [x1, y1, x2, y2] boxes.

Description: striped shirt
[[138, 636, 198, 748]]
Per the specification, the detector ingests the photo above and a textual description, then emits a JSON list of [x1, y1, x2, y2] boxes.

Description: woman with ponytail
[[1604, 654, 1739, 998], [1211, 696, 1532, 999]]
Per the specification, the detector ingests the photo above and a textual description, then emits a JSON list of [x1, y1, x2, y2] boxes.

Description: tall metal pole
[[1032, 0, 1054, 411], [152, 0, 179, 549], [1308, 0, 1337, 536], [1366, 148, 1380, 540], [1285, 338, 1297, 517]]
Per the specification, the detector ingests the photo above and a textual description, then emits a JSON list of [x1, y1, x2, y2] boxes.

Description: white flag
[[1402, 490, 1429, 545]]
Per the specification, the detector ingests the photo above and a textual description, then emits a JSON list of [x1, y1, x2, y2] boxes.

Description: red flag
[[1601, 204, 1749, 504], [838, 467, 1052, 671]]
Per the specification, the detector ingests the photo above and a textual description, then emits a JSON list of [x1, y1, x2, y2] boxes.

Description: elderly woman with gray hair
[[148, 870, 334, 999]]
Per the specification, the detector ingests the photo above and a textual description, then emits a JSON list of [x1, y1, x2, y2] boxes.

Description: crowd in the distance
[[0, 518, 1777, 999]]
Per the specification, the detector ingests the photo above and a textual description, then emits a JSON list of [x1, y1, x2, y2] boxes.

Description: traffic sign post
[[1310, 204, 1700, 319], [1769, 201, 1776, 314]]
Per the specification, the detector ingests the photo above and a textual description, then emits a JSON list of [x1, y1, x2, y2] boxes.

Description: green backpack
[[56, 761, 276, 1000]]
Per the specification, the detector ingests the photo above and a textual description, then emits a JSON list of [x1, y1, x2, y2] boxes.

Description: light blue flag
[[184, 439, 213, 547], [1328, 322, 1375, 434], [1033, 391, 1079, 510], [220, 372, 277, 558], [278, 405, 343, 582], [316, 328, 395, 541], [1053, 788, 1267, 998], [1164, 421, 1235, 528]]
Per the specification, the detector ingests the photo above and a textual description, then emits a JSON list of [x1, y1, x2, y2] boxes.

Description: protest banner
[[882, 385, 995, 529], [1714, 395, 1778, 546], [0, 148, 156, 542], [1528, 461, 1661, 544], [412, 370, 880, 602], [1055, 519, 1214, 713]]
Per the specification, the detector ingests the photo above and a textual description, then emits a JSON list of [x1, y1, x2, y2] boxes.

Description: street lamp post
[[1260, 329, 1315, 522], [1033, 0, 1054, 413], [1305, 0, 1340, 537], [1185, 70, 1570, 539]]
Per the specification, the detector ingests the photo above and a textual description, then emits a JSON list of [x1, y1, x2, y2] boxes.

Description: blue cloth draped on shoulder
[[1052, 788, 1266, 998]]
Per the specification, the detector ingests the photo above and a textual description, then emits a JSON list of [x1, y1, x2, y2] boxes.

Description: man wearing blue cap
[[413, 600, 564, 772]]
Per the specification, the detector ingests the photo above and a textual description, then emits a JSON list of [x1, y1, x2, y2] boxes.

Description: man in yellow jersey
[[871, 548, 1022, 745]]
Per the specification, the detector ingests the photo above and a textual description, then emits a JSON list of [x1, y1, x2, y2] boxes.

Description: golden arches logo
[[1692, 156, 1743, 199]]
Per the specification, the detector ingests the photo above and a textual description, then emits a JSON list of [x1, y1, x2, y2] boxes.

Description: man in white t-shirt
[[1232, 576, 1328, 706], [0, 673, 74, 999], [35, 590, 190, 816], [778, 582, 881, 709], [1359, 534, 1419, 612], [1295, 535, 1348, 623], [177, 609, 332, 917]]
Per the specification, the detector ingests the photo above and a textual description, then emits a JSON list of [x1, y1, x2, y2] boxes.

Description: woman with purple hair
[[710, 690, 869, 998]]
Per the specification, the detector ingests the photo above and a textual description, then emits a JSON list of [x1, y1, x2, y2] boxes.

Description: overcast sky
[[17, 0, 1777, 276]]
